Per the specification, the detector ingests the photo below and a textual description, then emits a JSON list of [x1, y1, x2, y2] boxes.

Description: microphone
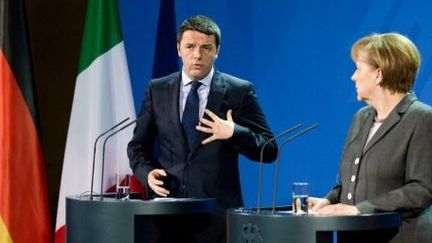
[[256, 123, 303, 213], [99, 119, 137, 201], [90, 117, 130, 200], [271, 123, 319, 213]]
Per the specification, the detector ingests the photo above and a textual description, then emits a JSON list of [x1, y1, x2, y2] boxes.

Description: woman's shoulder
[[399, 100, 432, 130], [407, 100, 432, 119]]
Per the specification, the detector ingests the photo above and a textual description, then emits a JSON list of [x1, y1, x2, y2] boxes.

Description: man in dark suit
[[127, 15, 277, 242]]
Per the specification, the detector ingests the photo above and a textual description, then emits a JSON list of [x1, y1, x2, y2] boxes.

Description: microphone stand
[[256, 123, 303, 213], [99, 119, 137, 201], [271, 123, 319, 213], [90, 117, 129, 200]]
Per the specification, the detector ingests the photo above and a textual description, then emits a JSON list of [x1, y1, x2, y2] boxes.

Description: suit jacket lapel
[[357, 110, 375, 155], [204, 71, 226, 118], [189, 71, 227, 154], [166, 72, 188, 147], [362, 112, 399, 154], [362, 93, 417, 154]]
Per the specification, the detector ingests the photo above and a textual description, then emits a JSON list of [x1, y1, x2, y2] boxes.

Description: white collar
[[181, 67, 214, 87]]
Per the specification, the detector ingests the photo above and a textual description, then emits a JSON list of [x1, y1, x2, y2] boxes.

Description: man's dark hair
[[177, 15, 221, 46]]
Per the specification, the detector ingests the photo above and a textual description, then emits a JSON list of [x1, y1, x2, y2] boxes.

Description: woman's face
[[351, 51, 381, 102]]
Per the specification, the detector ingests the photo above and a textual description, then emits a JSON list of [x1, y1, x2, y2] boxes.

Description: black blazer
[[128, 71, 277, 209]]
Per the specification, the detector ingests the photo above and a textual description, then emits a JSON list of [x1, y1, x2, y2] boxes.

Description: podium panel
[[227, 206, 401, 243], [66, 196, 216, 243]]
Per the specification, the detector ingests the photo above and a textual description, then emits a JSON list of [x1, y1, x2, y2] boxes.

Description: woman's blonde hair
[[351, 33, 420, 93]]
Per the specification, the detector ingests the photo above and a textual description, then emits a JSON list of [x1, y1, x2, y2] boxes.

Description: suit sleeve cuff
[[230, 123, 250, 144], [356, 201, 376, 214]]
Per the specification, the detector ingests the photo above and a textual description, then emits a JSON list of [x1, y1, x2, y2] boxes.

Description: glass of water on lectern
[[116, 173, 131, 200], [292, 182, 309, 215]]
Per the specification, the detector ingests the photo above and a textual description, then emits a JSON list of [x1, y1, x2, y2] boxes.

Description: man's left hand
[[196, 109, 235, 144]]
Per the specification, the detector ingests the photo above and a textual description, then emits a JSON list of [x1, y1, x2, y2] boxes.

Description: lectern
[[227, 206, 401, 243], [66, 196, 216, 243]]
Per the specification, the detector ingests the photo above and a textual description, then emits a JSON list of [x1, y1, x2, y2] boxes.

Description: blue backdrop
[[118, 0, 432, 208]]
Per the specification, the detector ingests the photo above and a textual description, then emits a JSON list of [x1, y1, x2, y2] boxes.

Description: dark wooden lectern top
[[227, 206, 401, 243], [66, 195, 216, 243]]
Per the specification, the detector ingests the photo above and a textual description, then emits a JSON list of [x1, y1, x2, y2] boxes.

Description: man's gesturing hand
[[196, 109, 235, 144]]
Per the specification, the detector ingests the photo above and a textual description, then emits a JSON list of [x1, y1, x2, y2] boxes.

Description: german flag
[[0, 0, 51, 242]]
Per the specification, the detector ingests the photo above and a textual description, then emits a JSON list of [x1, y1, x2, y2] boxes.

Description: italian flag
[[0, 0, 51, 242], [54, 0, 136, 242]]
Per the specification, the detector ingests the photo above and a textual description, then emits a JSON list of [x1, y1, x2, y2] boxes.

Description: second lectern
[[227, 206, 401, 243]]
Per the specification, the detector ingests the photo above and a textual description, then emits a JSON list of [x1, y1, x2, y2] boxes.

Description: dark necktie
[[182, 81, 202, 149]]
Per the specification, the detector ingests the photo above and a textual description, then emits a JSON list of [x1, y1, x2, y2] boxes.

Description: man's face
[[177, 30, 219, 80]]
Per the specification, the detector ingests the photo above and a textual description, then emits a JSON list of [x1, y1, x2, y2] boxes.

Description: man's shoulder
[[215, 71, 252, 88], [150, 72, 180, 86]]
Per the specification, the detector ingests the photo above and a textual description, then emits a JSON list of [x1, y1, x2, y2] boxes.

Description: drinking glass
[[116, 173, 131, 200], [292, 182, 309, 215]]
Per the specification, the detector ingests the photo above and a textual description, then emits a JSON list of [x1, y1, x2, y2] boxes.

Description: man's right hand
[[147, 169, 170, 197]]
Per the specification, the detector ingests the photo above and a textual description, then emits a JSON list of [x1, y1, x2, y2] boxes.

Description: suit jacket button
[[354, 158, 360, 165]]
